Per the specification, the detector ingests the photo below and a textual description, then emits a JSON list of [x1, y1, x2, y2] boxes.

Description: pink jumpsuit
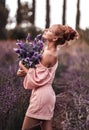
[[23, 61, 58, 120]]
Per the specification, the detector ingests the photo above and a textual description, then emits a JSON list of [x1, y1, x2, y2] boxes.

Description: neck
[[46, 41, 57, 51]]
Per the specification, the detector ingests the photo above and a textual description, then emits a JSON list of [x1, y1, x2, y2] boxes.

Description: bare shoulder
[[43, 49, 52, 58], [41, 50, 57, 67]]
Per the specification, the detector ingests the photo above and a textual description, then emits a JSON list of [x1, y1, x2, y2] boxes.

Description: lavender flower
[[14, 34, 44, 68], [26, 33, 30, 43]]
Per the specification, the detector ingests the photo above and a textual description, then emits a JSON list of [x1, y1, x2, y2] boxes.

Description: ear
[[53, 37, 58, 42]]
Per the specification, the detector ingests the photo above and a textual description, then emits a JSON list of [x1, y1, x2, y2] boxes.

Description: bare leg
[[22, 116, 42, 130], [42, 119, 53, 130]]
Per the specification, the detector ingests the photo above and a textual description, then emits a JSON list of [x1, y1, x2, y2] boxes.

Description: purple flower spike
[[13, 48, 20, 53], [26, 33, 30, 42], [36, 34, 41, 39], [34, 34, 42, 43], [26, 57, 30, 61], [17, 40, 23, 48]]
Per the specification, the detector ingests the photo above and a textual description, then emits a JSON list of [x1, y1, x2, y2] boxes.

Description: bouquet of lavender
[[14, 34, 44, 68]]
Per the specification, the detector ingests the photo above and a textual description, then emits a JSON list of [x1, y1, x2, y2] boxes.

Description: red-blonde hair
[[52, 24, 78, 45]]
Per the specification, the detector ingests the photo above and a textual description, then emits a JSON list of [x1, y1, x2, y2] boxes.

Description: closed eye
[[48, 29, 53, 33]]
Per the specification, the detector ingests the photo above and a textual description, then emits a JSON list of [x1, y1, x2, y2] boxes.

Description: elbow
[[23, 80, 33, 90]]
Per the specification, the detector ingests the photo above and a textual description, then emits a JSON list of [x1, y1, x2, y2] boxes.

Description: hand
[[17, 68, 26, 77], [19, 60, 24, 69], [19, 60, 29, 74]]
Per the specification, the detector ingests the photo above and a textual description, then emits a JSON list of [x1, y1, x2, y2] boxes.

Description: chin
[[42, 34, 47, 40]]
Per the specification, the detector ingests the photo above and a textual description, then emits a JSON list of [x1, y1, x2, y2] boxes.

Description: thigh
[[42, 119, 53, 130], [22, 116, 41, 130]]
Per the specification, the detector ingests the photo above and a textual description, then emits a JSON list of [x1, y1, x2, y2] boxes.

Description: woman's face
[[42, 25, 57, 41]]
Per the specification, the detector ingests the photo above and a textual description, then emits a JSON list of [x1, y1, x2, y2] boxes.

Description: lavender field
[[0, 38, 89, 130]]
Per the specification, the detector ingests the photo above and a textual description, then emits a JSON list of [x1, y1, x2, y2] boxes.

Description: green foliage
[[9, 27, 26, 40], [9, 25, 42, 40]]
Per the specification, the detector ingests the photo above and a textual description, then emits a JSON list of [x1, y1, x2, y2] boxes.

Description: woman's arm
[[17, 61, 29, 77], [19, 61, 29, 74], [17, 68, 26, 77]]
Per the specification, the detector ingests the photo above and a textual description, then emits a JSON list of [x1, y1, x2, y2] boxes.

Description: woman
[[17, 24, 79, 130]]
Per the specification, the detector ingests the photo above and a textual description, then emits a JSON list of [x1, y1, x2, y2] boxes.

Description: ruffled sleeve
[[23, 63, 52, 89]]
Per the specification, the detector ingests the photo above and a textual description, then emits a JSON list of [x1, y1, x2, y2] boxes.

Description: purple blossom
[[14, 34, 44, 68], [13, 48, 20, 53], [16, 40, 23, 48], [26, 33, 30, 42]]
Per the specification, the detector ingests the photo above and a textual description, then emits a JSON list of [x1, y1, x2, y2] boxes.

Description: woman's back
[[41, 47, 58, 68]]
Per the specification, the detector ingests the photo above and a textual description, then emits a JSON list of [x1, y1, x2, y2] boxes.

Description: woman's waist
[[31, 86, 56, 101], [32, 85, 55, 96]]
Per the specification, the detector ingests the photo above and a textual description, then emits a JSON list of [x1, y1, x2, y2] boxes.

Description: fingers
[[19, 60, 22, 65], [17, 68, 26, 77]]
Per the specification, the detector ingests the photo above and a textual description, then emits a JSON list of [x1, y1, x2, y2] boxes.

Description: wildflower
[[14, 34, 44, 68]]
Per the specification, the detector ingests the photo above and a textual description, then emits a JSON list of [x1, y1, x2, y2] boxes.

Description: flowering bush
[[14, 34, 44, 68]]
